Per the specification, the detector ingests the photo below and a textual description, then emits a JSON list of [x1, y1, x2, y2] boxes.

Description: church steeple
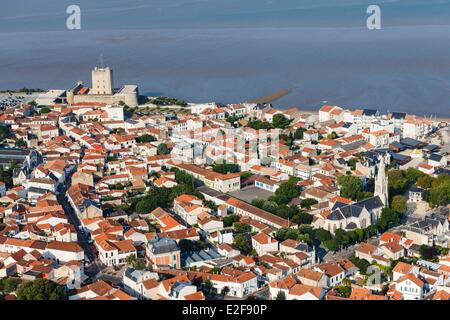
[[374, 154, 389, 207]]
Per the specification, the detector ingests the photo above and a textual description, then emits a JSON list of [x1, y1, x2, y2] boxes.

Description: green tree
[[157, 143, 170, 155], [427, 174, 450, 207], [292, 211, 313, 225], [335, 285, 351, 298], [334, 229, 350, 247], [234, 222, 251, 234], [347, 158, 357, 171], [240, 172, 253, 179], [338, 175, 362, 200], [300, 198, 318, 209], [247, 119, 271, 130], [272, 114, 292, 129], [136, 134, 156, 143], [212, 161, 239, 174], [377, 208, 402, 231], [391, 195, 407, 214], [272, 178, 300, 205], [233, 234, 251, 255], [275, 228, 300, 241], [276, 290, 286, 300], [125, 254, 146, 269], [293, 128, 305, 140], [416, 175, 433, 189], [203, 200, 218, 210], [16, 279, 67, 300], [350, 256, 370, 274], [251, 198, 266, 209], [136, 196, 158, 214], [404, 168, 425, 182], [323, 239, 339, 251], [419, 245, 439, 261], [39, 107, 51, 114], [223, 214, 239, 227], [0, 125, 11, 141], [0, 278, 19, 294], [315, 228, 333, 243], [262, 201, 279, 213], [388, 170, 409, 197], [327, 132, 338, 139]]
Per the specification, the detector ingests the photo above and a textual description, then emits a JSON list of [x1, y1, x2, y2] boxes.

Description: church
[[318, 155, 388, 234]]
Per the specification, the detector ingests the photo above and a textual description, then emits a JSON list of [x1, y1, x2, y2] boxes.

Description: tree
[[275, 228, 301, 241], [16, 279, 67, 300], [404, 168, 425, 182], [203, 200, 217, 210], [234, 222, 251, 234], [136, 197, 158, 214], [427, 174, 450, 207], [275, 290, 286, 300], [391, 195, 407, 214], [39, 107, 51, 114], [323, 239, 339, 251], [315, 228, 333, 243], [262, 201, 279, 213], [272, 114, 291, 129], [419, 245, 439, 261], [300, 198, 318, 209], [293, 128, 305, 140], [212, 161, 239, 174], [292, 211, 313, 225], [350, 256, 370, 274], [247, 119, 271, 130], [347, 158, 357, 171], [233, 234, 251, 255], [327, 132, 338, 139], [377, 208, 401, 231], [338, 175, 362, 200], [125, 254, 146, 270], [202, 280, 217, 297], [223, 214, 239, 227], [221, 286, 230, 297], [0, 125, 11, 141], [0, 278, 19, 294], [416, 175, 433, 189], [388, 170, 409, 197], [157, 143, 170, 155], [272, 178, 300, 205], [179, 239, 195, 252], [136, 134, 156, 143], [334, 229, 350, 247], [335, 285, 351, 298], [240, 172, 253, 179], [251, 198, 266, 209]]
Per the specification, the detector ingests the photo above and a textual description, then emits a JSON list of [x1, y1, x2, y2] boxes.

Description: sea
[[0, 0, 450, 116]]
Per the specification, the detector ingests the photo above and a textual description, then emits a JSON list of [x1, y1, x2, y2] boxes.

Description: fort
[[66, 65, 139, 107]]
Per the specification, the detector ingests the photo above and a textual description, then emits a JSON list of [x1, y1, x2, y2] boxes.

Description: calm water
[[1, 0, 450, 116]]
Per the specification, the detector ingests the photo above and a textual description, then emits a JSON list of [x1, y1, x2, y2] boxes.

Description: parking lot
[[0, 92, 37, 108]]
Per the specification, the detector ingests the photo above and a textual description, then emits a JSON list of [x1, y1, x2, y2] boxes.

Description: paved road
[[57, 169, 101, 279]]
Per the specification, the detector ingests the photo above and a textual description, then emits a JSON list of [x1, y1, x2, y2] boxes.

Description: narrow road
[[57, 167, 101, 279]]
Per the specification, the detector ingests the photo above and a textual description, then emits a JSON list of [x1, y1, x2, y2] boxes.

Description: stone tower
[[374, 154, 389, 207], [91, 66, 114, 95]]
